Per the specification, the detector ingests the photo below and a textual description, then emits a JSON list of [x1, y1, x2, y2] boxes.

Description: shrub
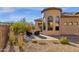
[[10, 22, 27, 34], [59, 37, 69, 44], [10, 22, 32, 34], [26, 24, 32, 32]]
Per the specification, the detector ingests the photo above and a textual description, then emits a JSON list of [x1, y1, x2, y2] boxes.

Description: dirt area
[[1, 35, 79, 52], [3, 40, 79, 52], [23, 40, 79, 52]]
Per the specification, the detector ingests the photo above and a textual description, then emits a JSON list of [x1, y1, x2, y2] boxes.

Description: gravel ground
[[24, 40, 79, 52], [2, 35, 79, 52], [2, 40, 79, 52]]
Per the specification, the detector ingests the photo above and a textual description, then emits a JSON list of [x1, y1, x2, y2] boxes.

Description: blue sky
[[0, 7, 79, 23]]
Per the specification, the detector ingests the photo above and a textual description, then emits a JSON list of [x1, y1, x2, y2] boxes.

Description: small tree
[[10, 22, 32, 50], [20, 17, 26, 24], [10, 22, 27, 34], [10, 22, 32, 33], [26, 24, 32, 32]]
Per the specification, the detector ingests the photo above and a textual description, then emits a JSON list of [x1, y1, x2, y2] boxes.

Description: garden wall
[[0, 24, 9, 49]]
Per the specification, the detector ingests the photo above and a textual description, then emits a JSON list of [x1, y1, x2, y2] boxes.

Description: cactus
[[9, 31, 16, 52], [17, 33, 23, 49], [9, 31, 16, 45]]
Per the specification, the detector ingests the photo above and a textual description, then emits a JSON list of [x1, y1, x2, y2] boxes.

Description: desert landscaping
[[0, 19, 79, 52], [2, 34, 79, 52]]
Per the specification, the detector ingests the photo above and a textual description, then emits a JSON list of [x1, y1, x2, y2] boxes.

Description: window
[[73, 22, 78, 25], [56, 16, 59, 24], [48, 16, 53, 30], [64, 23, 67, 25], [56, 26, 59, 31], [64, 22, 78, 26], [69, 22, 73, 25], [43, 22, 45, 30], [55, 16, 60, 31], [48, 16, 53, 22]]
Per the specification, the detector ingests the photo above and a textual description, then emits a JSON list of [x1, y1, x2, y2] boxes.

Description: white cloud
[[26, 7, 45, 11], [0, 7, 16, 13], [7, 15, 26, 22]]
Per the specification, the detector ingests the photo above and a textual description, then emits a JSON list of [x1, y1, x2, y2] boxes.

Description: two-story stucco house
[[35, 7, 79, 36]]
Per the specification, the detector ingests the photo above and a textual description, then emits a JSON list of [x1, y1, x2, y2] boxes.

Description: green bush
[[10, 22, 32, 34], [59, 37, 69, 44], [10, 22, 27, 34]]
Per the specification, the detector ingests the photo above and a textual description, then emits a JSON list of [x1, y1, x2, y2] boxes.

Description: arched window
[[73, 22, 78, 25], [56, 16, 59, 24], [43, 22, 45, 30], [64, 22, 67, 25], [69, 22, 73, 25], [48, 16, 53, 22], [48, 16, 53, 30], [55, 16, 60, 31]]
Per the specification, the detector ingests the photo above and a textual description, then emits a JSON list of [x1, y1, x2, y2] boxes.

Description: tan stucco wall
[[35, 8, 79, 36], [42, 9, 61, 35], [35, 21, 43, 31], [60, 16, 79, 35], [0, 24, 9, 49], [41, 31, 60, 36]]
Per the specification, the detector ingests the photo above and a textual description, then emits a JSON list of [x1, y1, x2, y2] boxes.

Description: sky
[[0, 7, 79, 23]]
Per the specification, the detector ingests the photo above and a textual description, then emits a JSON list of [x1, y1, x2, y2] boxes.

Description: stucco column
[[53, 17, 55, 32], [42, 21, 43, 32], [45, 18, 48, 32]]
